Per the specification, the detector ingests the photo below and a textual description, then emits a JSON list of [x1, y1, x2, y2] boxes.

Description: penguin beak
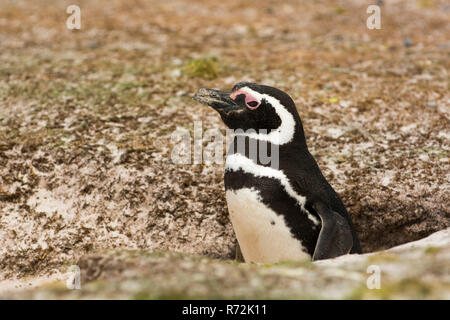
[[193, 88, 241, 113]]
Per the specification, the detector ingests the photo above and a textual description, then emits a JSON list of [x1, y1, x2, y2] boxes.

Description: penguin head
[[194, 82, 305, 145]]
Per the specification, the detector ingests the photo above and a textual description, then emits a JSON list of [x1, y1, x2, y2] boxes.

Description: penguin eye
[[230, 89, 260, 109], [245, 97, 260, 110], [246, 100, 259, 109]]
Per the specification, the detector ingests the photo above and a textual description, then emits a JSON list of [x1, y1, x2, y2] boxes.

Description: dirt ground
[[0, 0, 449, 291], [1, 228, 449, 299]]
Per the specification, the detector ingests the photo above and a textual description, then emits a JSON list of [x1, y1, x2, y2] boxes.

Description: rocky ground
[[0, 0, 449, 298], [1, 228, 449, 299]]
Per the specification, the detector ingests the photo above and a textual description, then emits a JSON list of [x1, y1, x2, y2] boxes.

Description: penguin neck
[[226, 108, 309, 163], [291, 116, 308, 150], [227, 121, 308, 167]]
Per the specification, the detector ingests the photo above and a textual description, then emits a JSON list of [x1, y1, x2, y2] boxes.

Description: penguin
[[194, 82, 361, 263]]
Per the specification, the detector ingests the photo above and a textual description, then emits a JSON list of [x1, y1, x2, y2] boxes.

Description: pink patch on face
[[230, 89, 246, 100], [230, 90, 260, 109]]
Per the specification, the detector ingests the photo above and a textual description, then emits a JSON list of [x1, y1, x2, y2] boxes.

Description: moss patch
[[183, 57, 220, 79]]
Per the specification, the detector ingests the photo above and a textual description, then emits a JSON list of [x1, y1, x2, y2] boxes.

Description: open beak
[[193, 88, 241, 113]]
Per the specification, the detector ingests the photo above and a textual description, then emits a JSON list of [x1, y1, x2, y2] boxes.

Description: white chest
[[226, 188, 311, 263]]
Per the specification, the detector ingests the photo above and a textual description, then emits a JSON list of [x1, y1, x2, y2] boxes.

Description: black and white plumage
[[194, 82, 361, 262]]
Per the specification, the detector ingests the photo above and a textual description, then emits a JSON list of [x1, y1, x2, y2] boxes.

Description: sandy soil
[[0, 0, 449, 290], [2, 229, 449, 299]]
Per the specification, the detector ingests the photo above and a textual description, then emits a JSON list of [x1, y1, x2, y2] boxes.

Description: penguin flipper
[[312, 202, 353, 261]]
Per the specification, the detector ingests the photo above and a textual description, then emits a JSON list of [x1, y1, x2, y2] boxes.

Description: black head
[[194, 82, 306, 146]]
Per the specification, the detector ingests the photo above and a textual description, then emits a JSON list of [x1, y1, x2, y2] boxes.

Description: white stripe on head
[[225, 153, 320, 225], [233, 86, 296, 145]]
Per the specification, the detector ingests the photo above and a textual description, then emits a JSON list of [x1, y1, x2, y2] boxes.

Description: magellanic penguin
[[194, 82, 361, 263]]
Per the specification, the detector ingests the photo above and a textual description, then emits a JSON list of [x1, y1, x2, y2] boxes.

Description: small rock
[[404, 37, 412, 47], [400, 123, 417, 133], [426, 101, 437, 109], [327, 127, 345, 139], [172, 58, 182, 66], [87, 41, 99, 49], [339, 100, 351, 108], [170, 69, 181, 78], [335, 156, 347, 163]]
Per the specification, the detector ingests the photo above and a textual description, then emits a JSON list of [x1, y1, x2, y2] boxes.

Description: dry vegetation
[[0, 0, 449, 297]]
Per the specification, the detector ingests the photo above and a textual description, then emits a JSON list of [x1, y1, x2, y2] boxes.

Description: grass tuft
[[183, 57, 220, 79]]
